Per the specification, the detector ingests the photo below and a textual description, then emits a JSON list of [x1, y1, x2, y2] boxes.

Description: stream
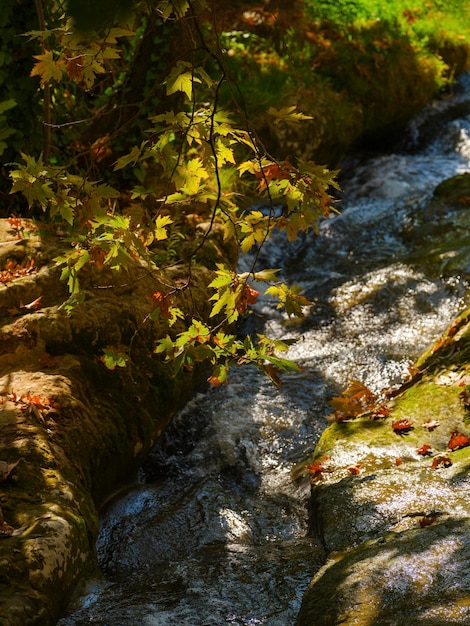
[[59, 74, 470, 625]]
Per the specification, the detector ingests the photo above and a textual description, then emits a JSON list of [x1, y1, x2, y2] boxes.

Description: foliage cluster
[[6, 0, 339, 387], [4, 0, 470, 388]]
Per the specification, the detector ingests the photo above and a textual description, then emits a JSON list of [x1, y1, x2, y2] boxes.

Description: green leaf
[[114, 143, 148, 171], [101, 348, 129, 370], [0, 99, 16, 115], [165, 61, 200, 99]]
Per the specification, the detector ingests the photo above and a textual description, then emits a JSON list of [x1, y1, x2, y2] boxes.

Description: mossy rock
[[0, 219, 232, 625], [298, 304, 470, 625], [297, 518, 470, 626]]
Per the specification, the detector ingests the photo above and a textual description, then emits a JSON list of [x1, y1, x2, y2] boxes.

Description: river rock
[[0, 219, 226, 625], [297, 310, 470, 622], [296, 172, 470, 625]]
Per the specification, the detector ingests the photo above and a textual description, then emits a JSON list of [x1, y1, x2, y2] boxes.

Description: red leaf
[[392, 419, 413, 433], [447, 430, 470, 451], [416, 445, 432, 457], [255, 162, 293, 190], [395, 457, 402, 466], [307, 460, 324, 482], [150, 291, 172, 319], [431, 455, 452, 469], [371, 404, 390, 419], [419, 514, 436, 528], [347, 465, 361, 475], [22, 296, 42, 310]]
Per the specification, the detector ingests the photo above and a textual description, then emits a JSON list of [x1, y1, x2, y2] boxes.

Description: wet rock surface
[[298, 175, 470, 625]]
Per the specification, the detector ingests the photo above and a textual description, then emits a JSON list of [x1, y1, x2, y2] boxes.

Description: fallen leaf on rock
[[419, 514, 437, 528], [347, 465, 361, 475], [447, 430, 470, 451], [371, 404, 390, 419], [431, 455, 453, 469], [21, 296, 42, 310], [307, 457, 329, 482], [392, 419, 413, 433], [422, 419, 440, 431], [416, 445, 432, 457], [395, 457, 402, 466], [307, 460, 324, 482]]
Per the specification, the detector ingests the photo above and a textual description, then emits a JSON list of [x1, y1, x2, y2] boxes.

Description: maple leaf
[[255, 162, 294, 191], [422, 419, 440, 431], [236, 283, 260, 314], [416, 445, 432, 457], [265, 364, 283, 387], [371, 404, 390, 419], [207, 364, 228, 387], [307, 460, 324, 482], [329, 380, 376, 421], [447, 430, 470, 451], [89, 246, 106, 269], [0, 516, 14, 537], [21, 296, 42, 310], [91, 135, 112, 162], [348, 465, 361, 475], [150, 291, 172, 319], [165, 61, 200, 99], [30, 50, 65, 87], [392, 419, 413, 433], [267, 105, 313, 125], [419, 514, 437, 528], [431, 455, 452, 469]]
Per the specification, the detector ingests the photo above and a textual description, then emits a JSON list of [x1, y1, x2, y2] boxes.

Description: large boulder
[[0, 219, 221, 625], [297, 173, 470, 625], [297, 306, 470, 625]]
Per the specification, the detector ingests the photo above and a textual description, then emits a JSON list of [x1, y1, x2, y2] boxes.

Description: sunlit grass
[[216, 1, 470, 164]]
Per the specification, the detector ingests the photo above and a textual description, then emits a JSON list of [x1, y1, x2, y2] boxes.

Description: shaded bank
[[0, 219, 223, 625]]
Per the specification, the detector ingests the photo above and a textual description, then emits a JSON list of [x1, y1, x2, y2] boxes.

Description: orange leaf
[[89, 246, 106, 269], [236, 284, 260, 314], [329, 380, 377, 421], [392, 419, 413, 433], [395, 457, 402, 466], [22, 296, 42, 310], [416, 445, 432, 457], [150, 291, 172, 319], [371, 404, 390, 419], [431, 455, 452, 469], [447, 430, 470, 451], [419, 514, 436, 528], [348, 465, 361, 475]]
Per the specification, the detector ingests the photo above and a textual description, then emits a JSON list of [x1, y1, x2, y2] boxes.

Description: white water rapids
[[59, 74, 470, 625]]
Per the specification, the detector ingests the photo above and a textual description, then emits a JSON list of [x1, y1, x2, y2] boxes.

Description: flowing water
[[60, 75, 470, 625]]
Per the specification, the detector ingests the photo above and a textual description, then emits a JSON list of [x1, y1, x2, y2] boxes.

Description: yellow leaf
[[154, 215, 173, 240], [30, 50, 65, 87]]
